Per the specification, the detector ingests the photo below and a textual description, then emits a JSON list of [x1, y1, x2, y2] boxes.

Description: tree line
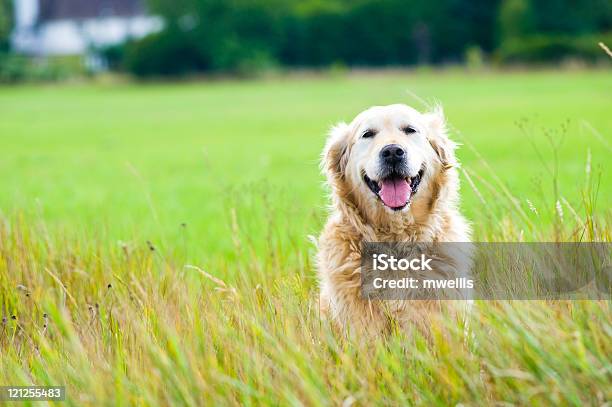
[[120, 0, 611, 76], [1, 0, 611, 79]]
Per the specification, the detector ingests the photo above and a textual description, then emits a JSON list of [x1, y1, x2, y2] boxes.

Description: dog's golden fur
[[316, 104, 471, 336]]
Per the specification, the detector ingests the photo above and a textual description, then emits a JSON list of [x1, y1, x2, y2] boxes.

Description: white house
[[11, 0, 163, 56]]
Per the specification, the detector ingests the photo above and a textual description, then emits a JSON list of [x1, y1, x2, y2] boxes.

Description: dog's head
[[322, 104, 458, 224]]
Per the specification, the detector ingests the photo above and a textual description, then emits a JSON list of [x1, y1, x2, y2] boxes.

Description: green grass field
[[1, 69, 611, 252], [0, 69, 611, 405]]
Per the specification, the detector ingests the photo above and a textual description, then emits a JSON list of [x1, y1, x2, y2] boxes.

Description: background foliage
[[1, 0, 611, 80], [117, 0, 612, 76]]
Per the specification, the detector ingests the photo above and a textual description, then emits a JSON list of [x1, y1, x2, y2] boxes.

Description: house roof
[[38, 0, 147, 22]]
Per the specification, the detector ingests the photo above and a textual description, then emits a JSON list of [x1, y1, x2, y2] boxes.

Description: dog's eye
[[362, 129, 377, 139], [402, 126, 417, 135]]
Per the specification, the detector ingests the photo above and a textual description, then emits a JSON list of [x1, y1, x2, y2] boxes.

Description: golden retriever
[[316, 104, 471, 336]]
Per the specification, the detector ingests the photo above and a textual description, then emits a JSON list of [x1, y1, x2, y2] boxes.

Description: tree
[[0, 0, 14, 52], [498, 0, 535, 41]]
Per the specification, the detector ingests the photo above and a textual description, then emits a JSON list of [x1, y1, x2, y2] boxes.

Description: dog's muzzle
[[363, 145, 424, 211]]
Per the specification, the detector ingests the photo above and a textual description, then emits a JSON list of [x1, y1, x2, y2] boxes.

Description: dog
[[316, 104, 471, 336]]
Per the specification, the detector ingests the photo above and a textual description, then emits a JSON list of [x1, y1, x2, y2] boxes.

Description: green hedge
[[0, 54, 85, 83], [122, 30, 210, 77], [497, 33, 612, 64], [122, 0, 504, 77]]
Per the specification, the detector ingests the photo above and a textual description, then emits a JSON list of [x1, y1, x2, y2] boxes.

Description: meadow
[[0, 69, 610, 405]]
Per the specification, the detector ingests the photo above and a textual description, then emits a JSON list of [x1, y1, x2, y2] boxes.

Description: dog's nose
[[380, 144, 405, 164]]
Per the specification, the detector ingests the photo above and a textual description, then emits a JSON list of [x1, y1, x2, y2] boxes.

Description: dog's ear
[[424, 106, 456, 170], [321, 122, 351, 182]]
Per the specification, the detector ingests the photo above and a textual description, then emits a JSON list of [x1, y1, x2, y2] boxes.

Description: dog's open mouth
[[364, 168, 424, 211]]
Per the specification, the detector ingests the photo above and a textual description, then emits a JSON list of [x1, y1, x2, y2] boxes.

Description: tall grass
[[0, 127, 610, 405]]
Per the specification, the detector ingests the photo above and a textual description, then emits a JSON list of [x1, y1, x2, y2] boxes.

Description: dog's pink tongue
[[380, 179, 411, 208]]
